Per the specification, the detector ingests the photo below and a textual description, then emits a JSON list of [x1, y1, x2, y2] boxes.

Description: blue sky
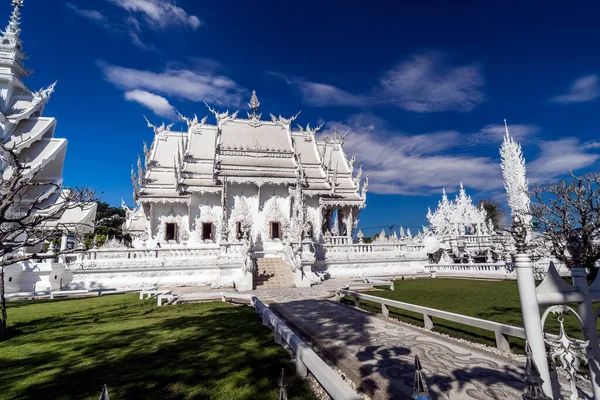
[[17, 0, 600, 235]]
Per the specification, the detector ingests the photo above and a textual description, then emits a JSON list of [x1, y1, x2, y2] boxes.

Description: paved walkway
[[165, 279, 580, 400], [271, 298, 528, 400]]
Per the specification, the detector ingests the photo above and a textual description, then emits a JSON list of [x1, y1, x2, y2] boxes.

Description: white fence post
[[513, 219, 552, 397], [571, 268, 600, 398], [423, 314, 434, 330]]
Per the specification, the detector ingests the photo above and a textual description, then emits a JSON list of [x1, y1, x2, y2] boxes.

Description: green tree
[[84, 202, 131, 247], [478, 199, 505, 230]]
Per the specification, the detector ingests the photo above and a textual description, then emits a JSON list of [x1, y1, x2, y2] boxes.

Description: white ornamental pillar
[[60, 233, 68, 252], [512, 216, 552, 396], [571, 267, 600, 398]]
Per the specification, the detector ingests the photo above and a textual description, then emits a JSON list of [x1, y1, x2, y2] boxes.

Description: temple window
[[8, 277, 12, 282], [165, 223, 177, 241], [270, 222, 281, 240], [236, 222, 243, 240], [202, 223, 213, 241]]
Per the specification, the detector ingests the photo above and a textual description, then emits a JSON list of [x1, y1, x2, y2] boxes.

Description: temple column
[[337, 208, 345, 236], [60, 233, 68, 252], [344, 207, 353, 240]]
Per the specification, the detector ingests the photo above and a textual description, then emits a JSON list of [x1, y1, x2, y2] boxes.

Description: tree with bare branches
[[530, 172, 600, 277], [0, 141, 98, 339]]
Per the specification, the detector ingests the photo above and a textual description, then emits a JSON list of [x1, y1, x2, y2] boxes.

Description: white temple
[[427, 183, 494, 237], [2, 1, 97, 293], [124, 90, 366, 251], [67, 91, 428, 290]]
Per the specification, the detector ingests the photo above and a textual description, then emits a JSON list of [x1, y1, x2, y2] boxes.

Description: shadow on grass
[[0, 296, 315, 400]]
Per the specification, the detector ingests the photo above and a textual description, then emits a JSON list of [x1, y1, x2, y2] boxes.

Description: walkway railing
[[147, 291, 361, 399], [335, 288, 526, 352], [252, 296, 361, 400]]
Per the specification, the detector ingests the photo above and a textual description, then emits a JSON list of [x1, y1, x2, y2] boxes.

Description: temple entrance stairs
[[253, 257, 295, 289]]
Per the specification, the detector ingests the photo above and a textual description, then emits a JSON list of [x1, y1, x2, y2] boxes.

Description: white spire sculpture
[[500, 120, 531, 235]]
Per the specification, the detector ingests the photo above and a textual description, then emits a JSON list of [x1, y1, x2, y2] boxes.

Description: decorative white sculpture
[[500, 119, 531, 237]]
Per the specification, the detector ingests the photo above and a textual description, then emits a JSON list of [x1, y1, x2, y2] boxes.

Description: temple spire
[[6, 0, 23, 37], [247, 90, 262, 125], [248, 90, 260, 113]]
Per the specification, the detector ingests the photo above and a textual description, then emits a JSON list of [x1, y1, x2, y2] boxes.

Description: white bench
[[157, 293, 177, 306], [139, 289, 166, 300]]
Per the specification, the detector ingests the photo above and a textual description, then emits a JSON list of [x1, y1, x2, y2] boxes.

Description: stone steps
[[254, 257, 295, 289]]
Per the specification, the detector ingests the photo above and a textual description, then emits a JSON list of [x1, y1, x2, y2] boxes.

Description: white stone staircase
[[254, 257, 295, 289]]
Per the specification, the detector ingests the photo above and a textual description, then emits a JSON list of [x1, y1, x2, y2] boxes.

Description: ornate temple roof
[[0, 0, 97, 231], [427, 183, 492, 236], [134, 91, 366, 206]]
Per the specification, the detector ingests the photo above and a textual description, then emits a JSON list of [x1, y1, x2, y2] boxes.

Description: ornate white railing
[[78, 243, 246, 262], [425, 263, 511, 278], [320, 242, 425, 254], [323, 235, 351, 245], [335, 288, 526, 352]]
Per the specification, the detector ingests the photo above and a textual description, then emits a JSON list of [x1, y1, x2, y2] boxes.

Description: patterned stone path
[[167, 279, 581, 399], [271, 298, 527, 400]]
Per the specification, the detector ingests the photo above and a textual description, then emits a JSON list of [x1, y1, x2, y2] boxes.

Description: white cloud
[[101, 62, 245, 107], [108, 0, 202, 30], [470, 123, 540, 145], [528, 138, 600, 182], [273, 52, 485, 112], [378, 52, 485, 112], [66, 3, 107, 23], [271, 72, 365, 107], [322, 114, 600, 196], [124, 89, 177, 119], [323, 115, 501, 195], [549, 74, 600, 104]]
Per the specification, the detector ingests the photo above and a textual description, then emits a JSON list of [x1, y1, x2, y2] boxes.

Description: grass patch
[[343, 278, 589, 353], [0, 295, 315, 400]]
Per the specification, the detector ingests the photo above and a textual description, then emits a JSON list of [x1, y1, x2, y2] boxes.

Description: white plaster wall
[[316, 259, 427, 279], [6, 261, 72, 293], [4, 263, 23, 293], [70, 267, 240, 290]]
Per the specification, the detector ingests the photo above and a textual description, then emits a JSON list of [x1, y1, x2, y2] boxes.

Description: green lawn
[[344, 278, 588, 353], [0, 295, 315, 400]]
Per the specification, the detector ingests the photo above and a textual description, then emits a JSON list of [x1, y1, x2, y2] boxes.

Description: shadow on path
[[272, 299, 527, 400]]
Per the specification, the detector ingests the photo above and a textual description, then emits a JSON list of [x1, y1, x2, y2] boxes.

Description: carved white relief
[[156, 212, 189, 244], [228, 196, 253, 242], [262, 196, 290, 241], [194, 205, 221, 242], [542, 306, 589, 400]]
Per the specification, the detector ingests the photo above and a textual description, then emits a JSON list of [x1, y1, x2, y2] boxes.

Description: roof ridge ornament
[[271, 111, 301, 129], [144, 116, 174, 136], [247, 90, 262, 127], [205, 102, 237, 127], [6, 0, 22, 36], [177, 111, 207, 131]]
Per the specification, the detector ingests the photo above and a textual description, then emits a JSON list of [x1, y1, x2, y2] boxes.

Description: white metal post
[[514, 242, 553, 396], [571, 268, 600, 398]]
